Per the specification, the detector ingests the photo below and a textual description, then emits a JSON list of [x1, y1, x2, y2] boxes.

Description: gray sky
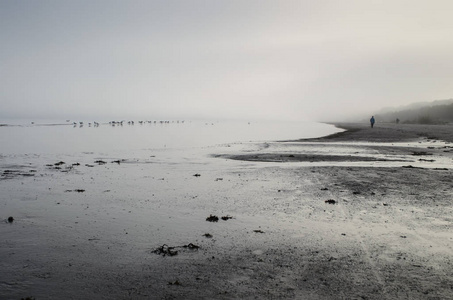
[[1, 0, 453, 121]]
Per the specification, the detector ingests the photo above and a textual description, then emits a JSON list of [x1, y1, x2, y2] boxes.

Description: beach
[[1, 122, 453, 299]]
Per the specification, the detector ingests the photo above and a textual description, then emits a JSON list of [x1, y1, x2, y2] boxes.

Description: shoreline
[[1, 122, 452, 299], [223, 122, 453, 167], [310, 122, 453, 143]]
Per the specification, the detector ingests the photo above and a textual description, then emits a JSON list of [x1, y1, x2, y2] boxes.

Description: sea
[[0, 119, 342, 155]]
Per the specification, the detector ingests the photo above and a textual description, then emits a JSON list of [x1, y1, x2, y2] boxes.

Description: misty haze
[[1, 1, 453, 299]]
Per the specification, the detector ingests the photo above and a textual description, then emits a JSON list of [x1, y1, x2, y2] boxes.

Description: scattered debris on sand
[[183, 243, 199, 250], [206, 215, 219, 222], [95, 160, 107, 165], [253, 229, 265, 233], [65, 189, 85, 193], [153, 244, 178, 256], [203, 233, 213, 238], [221, 215, 233, 221], [193, 173, 201, 177], [325, 199, 336, 204], [153, 243, 200, 256]]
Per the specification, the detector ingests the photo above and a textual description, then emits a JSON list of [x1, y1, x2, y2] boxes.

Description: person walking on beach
[[370, 116, 375, 128]]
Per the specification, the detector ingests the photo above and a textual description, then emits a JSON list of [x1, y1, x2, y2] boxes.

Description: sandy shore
[[310, 122, 453, 143], [1, 122, 453, 299]]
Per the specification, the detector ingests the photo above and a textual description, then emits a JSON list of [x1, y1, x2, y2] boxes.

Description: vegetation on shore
[[375, 99, 453, 124]]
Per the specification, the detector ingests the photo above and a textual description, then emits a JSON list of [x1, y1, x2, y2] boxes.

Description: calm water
[[0, 119, 342, 155]]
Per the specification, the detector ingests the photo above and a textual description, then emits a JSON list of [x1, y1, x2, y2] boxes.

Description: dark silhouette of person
[[370, 116, 375, 128]]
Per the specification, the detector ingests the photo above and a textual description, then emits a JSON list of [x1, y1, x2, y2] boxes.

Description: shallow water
[[0, 119, 341, 155]]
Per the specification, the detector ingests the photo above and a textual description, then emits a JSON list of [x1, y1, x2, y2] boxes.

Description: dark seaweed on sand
[[153, 244, 178, 256], [153, 243, 199, 256], [206, 214, 219, 222]]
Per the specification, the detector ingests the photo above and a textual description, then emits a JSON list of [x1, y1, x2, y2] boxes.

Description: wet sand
[[1, 122, 453, 299], [302, 122, 453, 143]]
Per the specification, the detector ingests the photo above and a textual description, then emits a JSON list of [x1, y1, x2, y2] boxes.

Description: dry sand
[[1, 122, 453, 299]]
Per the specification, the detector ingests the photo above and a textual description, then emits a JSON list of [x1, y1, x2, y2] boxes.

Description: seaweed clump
[[206, 215, 219, 222], [152, 243, 200, 256], [153, 244, 178, 256]]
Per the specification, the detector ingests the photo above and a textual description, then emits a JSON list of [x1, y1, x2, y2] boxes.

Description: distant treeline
[[376, 103, 453, 124]]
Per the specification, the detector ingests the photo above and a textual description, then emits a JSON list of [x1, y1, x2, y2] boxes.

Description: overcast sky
[[1, 0, 453, 121]]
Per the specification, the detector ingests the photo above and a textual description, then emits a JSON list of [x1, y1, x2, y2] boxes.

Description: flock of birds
[[72, 120, 186, 127]]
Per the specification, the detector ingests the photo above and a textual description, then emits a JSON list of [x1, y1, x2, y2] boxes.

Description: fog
[[2, 0, 453, 122]]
